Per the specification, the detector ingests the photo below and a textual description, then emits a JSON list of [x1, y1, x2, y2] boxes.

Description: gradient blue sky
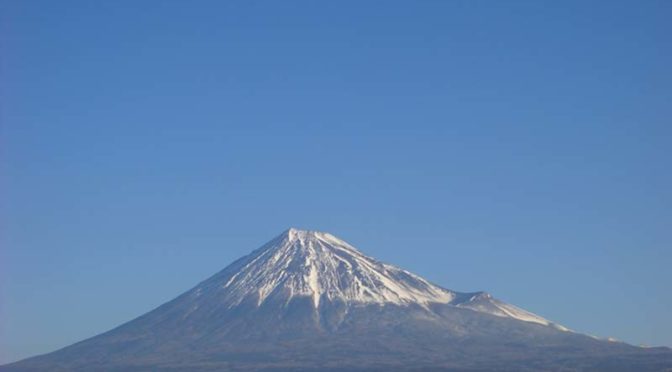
[[1, 0, 671, 364]]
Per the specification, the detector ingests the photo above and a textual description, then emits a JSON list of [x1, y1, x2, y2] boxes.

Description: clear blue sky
[[1, 0, 671, 364]]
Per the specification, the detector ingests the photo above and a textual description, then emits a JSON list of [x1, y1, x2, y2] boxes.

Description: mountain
[[3, 228, 671, 371]]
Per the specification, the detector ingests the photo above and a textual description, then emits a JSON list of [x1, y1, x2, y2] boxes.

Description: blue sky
[[1, 0, 671, 364]]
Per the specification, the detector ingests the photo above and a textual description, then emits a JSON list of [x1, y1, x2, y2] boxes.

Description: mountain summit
[[214, 228, 456, 308], [3, 229, 671, 371], [212, 228, 560, 328]]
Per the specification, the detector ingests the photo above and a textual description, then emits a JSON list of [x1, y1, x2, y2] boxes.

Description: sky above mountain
[[1, 0, 671, 364]]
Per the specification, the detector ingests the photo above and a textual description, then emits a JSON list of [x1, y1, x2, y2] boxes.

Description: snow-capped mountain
[[200, 228, 562, 328], [2, 229, 670, 371]]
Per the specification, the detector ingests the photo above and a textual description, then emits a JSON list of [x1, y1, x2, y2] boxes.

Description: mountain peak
[[185, 230, 563, 329], [207, 229, 456, 309], [285, 227, 314, 235], [284, 227, 326, 242], [285, 227, 313, 237], [283, 228, 347, 247]]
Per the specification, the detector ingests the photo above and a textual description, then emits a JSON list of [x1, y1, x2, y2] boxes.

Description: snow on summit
[[211, 228, 456, 308], [192, 228, 565, 329]]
